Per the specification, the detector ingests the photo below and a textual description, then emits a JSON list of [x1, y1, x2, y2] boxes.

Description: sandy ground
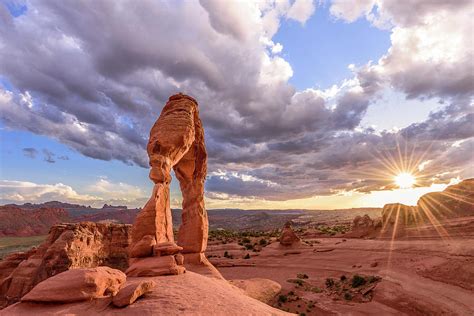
[[209, 219, 474, 315]]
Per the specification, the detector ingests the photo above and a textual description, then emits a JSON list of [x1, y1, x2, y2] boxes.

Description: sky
[[0, 0, 473, 209]]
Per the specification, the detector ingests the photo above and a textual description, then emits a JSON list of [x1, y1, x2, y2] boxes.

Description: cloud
[[0, 180, 97, 204], [286, 0, 316, 24], [22, 147, 37, 158], [43, 148, 55, 163], [0, 0, 472, 204]]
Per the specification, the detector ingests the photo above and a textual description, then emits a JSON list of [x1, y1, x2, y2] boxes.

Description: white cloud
[[0, 180, 98, 204], [286, 0, 316, 24]]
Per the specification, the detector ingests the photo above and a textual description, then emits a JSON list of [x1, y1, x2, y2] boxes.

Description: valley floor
[[210, 233, 474, 315]]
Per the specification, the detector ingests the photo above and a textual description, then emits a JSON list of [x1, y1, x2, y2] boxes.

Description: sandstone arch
[[129, 93, 208, 259]]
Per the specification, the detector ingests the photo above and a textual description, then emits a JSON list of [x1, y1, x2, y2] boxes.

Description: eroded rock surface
[[128, 93, 212, 276], [21, 267, 126, 303], [112, 280, 156, 307], [0, 222, 131, 308], [279, 221, 301, 246]]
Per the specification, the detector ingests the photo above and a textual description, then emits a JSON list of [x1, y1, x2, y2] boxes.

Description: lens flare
[[395, 173, 416, 189]]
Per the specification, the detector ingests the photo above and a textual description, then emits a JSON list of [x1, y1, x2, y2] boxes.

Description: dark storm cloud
[[22, 147, 37, 159], [1, 0, 473, 202]]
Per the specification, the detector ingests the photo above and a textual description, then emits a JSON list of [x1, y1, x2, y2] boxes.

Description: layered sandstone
[[0, 222, 131, 308], [128, 93, 210, 276], [279, 221, 301, 246]]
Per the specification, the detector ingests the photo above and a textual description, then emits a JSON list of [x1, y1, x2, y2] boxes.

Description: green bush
[[259, 238, 267, 245], [351, 275, 366, 288], [344, 292, 353, 300], [278, 295, 288, 303], [297, 273, 309, 279], [340, 275, 347, 281], [244, 253, 250, 259]]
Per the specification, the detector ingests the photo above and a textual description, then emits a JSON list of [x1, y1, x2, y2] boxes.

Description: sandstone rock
[[4, 272, 291, 315], [346, 214, 382, 238], [125, 255, 185, 277], [112, 280, 156, 308], [174, 253, 184, 265], [279, 221, 301, 246], [0, 222, 131, 308], [129, 93, 209, 263], [229, 278, 281, 304], [153, 241, 183, 256], [129, 235, 156, 258], [21, 267, 126, 303]]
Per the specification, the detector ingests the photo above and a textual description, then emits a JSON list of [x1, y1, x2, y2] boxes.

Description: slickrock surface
[[0, 222, 131, 308], [2, 272, 291, 315], [229, 278, 282, 304], [21, 267, 126, 303], [112, 280, 156, 308], [279, 221, 301, 246]]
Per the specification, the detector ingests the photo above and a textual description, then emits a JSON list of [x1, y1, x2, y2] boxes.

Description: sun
[[394, 172, 416, 189]]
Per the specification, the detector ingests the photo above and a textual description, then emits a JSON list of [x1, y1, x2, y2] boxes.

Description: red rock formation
[[279, 221, 301, 246], [0, 222, 131, 308], [128, 93, 210, 276], [0, 206, 70, 237], [346, 214, 382, 238], [21, 267, 126, 303]]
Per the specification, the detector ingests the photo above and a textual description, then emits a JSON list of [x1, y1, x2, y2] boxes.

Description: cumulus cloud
[[0, 0, 472, 204], [0, 180, 97, 204]]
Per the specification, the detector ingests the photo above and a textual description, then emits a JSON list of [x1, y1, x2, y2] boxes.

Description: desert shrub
[[299, 313, 306, 316], [351, 275, 366, 288], [245, 244, 254, 250], [242, 237, 251, 243], [297, 273, 309, 279], [278, 295, 288, 303], [259, 238, 267, 245], [325, 278, 335, 288], [344, 292, 353, 300], [311, 287, 322, 293], [288, 291, 295, 296], [340, 275, 347, 281], [244, 253, 250, 259]]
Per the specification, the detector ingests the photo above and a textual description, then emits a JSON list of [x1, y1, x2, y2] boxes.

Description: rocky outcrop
[[21, 267, 126, 303], [0, 222, 131, 308], [4, 272, 291, 315], [279, 221, 301, 246], [128, 93, 211, 277], [346, 214, 382, 238]]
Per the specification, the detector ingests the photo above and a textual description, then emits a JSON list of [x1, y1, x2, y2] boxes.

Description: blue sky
[[0, 0, 472, 209]]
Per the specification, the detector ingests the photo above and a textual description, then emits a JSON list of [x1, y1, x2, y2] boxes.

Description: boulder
[[21, 267, 126, 303], [153, 241, 183, 256], [112, 280, 156, 307], [279, 221, 301, 246]]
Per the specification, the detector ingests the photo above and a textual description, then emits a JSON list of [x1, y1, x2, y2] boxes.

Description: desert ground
[[204, 215, 474, 315]]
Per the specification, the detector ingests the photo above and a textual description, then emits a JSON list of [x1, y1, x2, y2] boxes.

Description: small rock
[[370, 262, 378, 267], [113, 280, 156, 308]]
